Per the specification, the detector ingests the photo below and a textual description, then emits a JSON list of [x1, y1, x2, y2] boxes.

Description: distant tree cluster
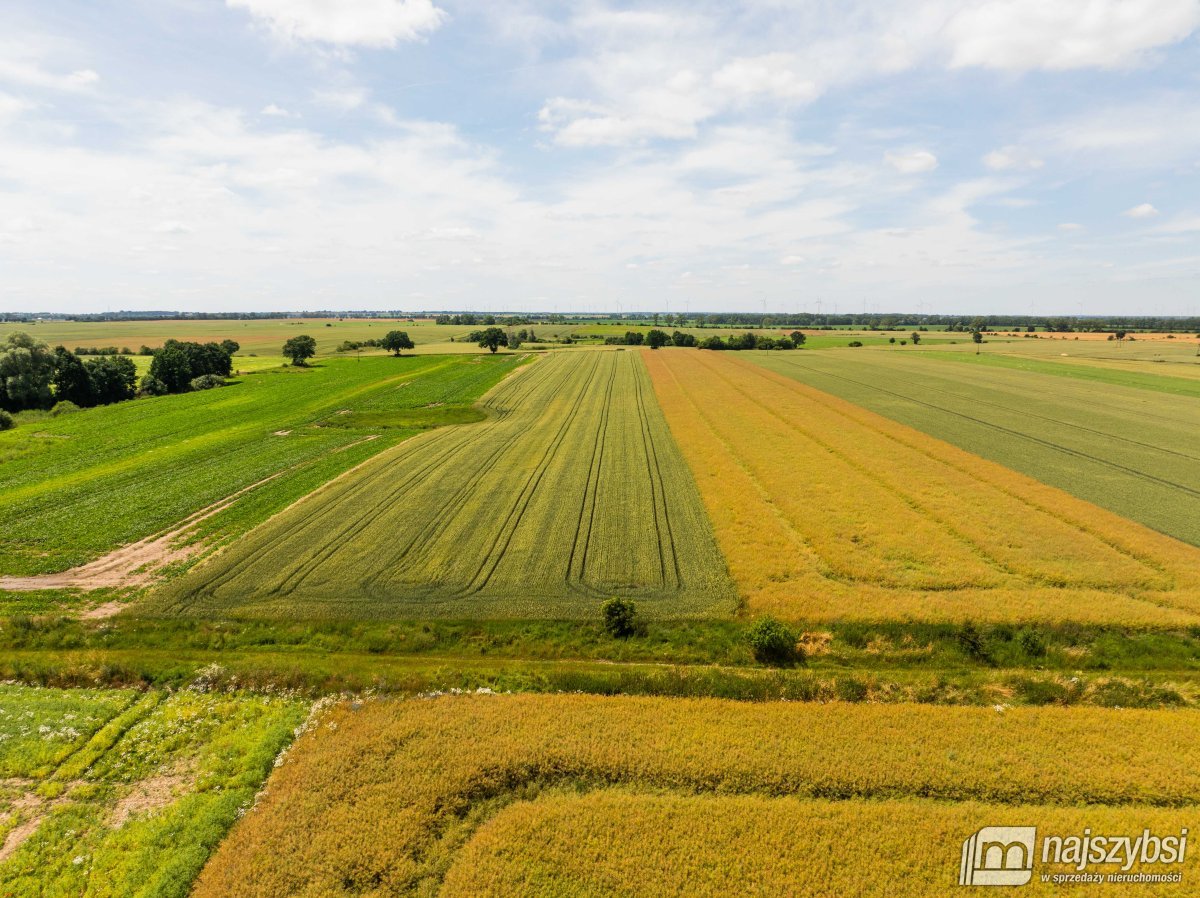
[[143, 339, 235, 394], [698, 331, 805, 351]]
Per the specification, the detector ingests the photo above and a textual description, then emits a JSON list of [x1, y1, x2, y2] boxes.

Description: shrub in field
[[601, 597, 641, 638], [50, 400, 80, 416], [747, 617, 803, 666], [137, 375, 169, 396], [190, 374, 225, 391], [0, 409, 13, 430]]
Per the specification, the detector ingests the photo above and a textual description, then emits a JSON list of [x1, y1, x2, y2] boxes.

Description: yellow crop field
[[444, 794, 1195, 897], [644, 349, 1200, 624], [193, 694, 1200, 897], [156, 350, 734, 618]]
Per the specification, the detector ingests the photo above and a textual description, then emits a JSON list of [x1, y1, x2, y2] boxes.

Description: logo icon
[[960, 827, 1037, 886]]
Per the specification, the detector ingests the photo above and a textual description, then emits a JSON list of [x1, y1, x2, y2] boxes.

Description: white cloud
[[260, 103, 296, 117], [227, 0, 447, 48], [0, 91, 32, 120], [153, 220, 193, 235], [885, 150, 938, 174], [712, 55, 819, 103], [944, 0, 1200, 70], [1123, 202, 1159, 218], [983, 145, 1044, 171], [312, 88, 367, 111], [1058, 222, 1084, 232]]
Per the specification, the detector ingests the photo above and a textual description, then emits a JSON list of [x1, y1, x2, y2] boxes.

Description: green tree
[[52, 346, 96, 407], [149, 346, 193, 392], [476, 327, 507, 353], [789, 330, 806, 346], [283, 335, 317, 366], [85, 356, 137, 404], [646, 329, 669, 349], [747, 617, 803, 666], [601, 598, 641, 638], [911, 331, 921, 345], [381, 330, 415, 356], [0, 332, 55, 411], [220, 339, 240, 356], [971, 330, 983, 344]]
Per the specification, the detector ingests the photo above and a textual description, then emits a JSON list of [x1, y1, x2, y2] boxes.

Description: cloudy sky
[[2, 1, 1199, 314]]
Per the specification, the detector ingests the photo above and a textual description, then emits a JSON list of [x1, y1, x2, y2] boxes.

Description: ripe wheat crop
[[644, 349, 1200, 624], [194, 693, 1200, 897], [158, 350, 734, 619]]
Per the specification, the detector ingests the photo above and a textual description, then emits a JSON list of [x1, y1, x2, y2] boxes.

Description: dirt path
[[0, 436, 379, 603]]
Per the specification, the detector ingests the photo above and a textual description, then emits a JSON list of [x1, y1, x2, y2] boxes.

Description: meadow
[[155, 350, 734, 619], [194, 693, 1200, 897], [645, 349, 1200, 623], [749, 348, 1200, 546], [0, 683, 305, 897], [0, 354, 520, 579]]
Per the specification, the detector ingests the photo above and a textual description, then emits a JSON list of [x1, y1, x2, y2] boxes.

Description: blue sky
[[1, 1, 1199, 314]]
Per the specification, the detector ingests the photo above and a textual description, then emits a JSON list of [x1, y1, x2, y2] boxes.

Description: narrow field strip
[[192, 694, 1200, 897], [645, 349, 1200, 624], [154, 351, 735, 619]]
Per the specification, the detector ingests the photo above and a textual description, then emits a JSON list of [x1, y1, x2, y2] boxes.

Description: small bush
[[847, 340, 863, 347], [601, 598, 640, 639], [190, 374, 226, 391], [0, 409, 13, 431], [50, 400, 80, 416], [747, 617, 804, 666], [1018, 628, 1047, 658], [138, 375, 169, 396]]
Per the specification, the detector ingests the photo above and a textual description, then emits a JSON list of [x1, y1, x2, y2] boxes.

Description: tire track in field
[[191, 369, 529, 600], [566, 352, 618, 588], [633, 354, 679, 589], [367, 355, 576, 586], [274, 360, 564, 595], [770, 357, 1200, 503], [462, 353, 606, 596], [741, 357, 1180, 585]]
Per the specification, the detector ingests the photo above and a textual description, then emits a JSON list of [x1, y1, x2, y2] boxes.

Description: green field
[[0, 354, 520, 577], [748, 349, 1200, 547], [154, 350, 735, 619], [0, 683, 304, 897]]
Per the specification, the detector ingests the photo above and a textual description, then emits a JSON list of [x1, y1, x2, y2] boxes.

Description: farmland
[[0, 354, 520, 580], [194, 693, 1200, 897], [0, 683, 304, 897], [645, 349, 1200, 623], [749, 348, 1200, 546], [156, 350, 734, 619]]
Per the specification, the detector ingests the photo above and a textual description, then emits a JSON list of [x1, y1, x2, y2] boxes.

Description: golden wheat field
[[443, 793, 1196, 898], [644, 349, 1200, 624], [193, 694, 1200, 897]]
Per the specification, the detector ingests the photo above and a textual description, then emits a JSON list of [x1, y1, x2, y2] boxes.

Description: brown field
[[193, 694, 1200, 898], [644, 348, 1200, 623]]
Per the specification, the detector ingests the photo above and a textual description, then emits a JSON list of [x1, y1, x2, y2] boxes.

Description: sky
[[1, 1, 1199, 315]]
